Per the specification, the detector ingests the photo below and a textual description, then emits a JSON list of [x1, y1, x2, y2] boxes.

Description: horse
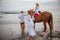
[[20, 10, 54, 35], [29, 9, 54, 34]]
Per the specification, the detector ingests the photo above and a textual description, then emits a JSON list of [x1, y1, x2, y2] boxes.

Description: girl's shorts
[[34, 13, 39, 17]]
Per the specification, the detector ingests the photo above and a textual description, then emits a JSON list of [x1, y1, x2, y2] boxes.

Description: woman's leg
[[29, 36, 34, 40]]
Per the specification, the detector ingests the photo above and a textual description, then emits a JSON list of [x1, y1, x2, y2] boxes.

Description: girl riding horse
[[34, 3, 41, 17], [34, 3, 41, 22]]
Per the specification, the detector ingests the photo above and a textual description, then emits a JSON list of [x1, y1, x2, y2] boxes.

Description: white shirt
[[35, 6, 40, 14], [18, 13, 24, 23]]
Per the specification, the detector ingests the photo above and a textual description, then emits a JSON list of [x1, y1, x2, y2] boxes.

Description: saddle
[[34, 13, 41, 21]]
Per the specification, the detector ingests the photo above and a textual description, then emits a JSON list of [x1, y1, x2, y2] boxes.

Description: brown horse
[[29, 9, 54, 34]]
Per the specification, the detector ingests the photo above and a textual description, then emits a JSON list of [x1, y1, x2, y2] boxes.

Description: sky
[[23, 0, 57, 2], [0, 0, 59, 12]]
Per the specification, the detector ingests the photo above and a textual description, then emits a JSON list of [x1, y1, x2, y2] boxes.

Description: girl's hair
[[36, 3, 39, 7]]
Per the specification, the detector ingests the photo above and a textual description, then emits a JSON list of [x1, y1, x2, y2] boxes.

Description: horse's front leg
[[34, 21, 35, 30], [20, 22, 25, 35]]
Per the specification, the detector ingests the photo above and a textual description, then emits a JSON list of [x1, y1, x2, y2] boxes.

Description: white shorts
[[20, 20, 24, 23]]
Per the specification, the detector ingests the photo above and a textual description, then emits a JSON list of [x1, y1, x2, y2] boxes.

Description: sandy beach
[[0, 11, 60, 40]]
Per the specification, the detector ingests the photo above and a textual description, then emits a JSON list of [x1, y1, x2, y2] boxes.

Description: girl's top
[[35, 6, 40, 14]]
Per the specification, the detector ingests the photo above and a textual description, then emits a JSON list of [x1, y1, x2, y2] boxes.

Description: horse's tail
[[50, 14, 53, 25], [49, 13, 54, 33]]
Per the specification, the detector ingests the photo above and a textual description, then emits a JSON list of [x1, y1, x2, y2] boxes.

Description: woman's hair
[[28, 10, 31, 15], [28, 10, 30, 13]]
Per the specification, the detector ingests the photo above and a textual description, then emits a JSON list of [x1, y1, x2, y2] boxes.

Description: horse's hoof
[[40, 32, 47, 37]]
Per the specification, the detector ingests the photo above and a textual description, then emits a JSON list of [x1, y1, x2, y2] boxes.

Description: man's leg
[[20, 22, 25, 35]]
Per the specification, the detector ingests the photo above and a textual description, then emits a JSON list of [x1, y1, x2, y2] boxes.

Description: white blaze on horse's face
[[30, 10, 34, 17]]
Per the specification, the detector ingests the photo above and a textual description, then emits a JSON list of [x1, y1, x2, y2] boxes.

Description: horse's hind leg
[[20, 22, 25, 35], [48, 21, 53, 34], [43, 22, 47, 32], [48, 14, 54, 34]]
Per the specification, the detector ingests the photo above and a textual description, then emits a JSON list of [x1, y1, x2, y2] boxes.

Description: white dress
[[18, 13, 24, 23], [26, 15, 36, 36]]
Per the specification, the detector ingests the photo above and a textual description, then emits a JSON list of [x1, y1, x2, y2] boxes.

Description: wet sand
[[0, 11, 60, 40], [12, 31, 60, 40]]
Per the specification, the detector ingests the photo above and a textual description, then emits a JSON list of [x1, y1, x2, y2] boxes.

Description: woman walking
[[26, 10, 36, 40]]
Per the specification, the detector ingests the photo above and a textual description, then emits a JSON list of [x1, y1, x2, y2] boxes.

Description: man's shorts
[[20, 20, 24, 24]]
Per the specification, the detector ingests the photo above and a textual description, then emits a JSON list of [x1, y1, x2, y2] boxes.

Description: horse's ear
[[33, 11, 35, 13]]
